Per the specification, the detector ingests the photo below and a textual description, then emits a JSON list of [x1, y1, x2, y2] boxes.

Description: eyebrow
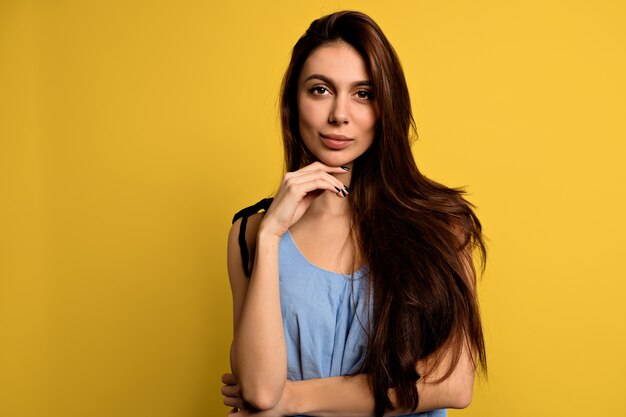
[[303, 73, 372, 87]]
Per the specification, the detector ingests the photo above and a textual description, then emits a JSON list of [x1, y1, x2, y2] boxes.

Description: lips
[[320, 134, 353, 150]]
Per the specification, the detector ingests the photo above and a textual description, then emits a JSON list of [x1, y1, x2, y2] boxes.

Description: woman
[[222, 10, 487, 417]]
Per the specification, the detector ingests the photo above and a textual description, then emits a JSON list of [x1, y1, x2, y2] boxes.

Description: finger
[[285, 167, 347, 187], [228, 409, 250, 417], [221, 384, 241, 397], [282, 171, 348, 197], [283, 176, 345, 199], [221, 373, 237, 385], [223, 395, 245, 409], [298, 161, 350, 174]]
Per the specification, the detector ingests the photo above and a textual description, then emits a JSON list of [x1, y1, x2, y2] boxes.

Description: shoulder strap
[[232, 198, 274, 278]]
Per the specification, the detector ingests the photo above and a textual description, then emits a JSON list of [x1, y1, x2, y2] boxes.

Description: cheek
[[355, 107, 378, 133], [298, 99, 321, 130]]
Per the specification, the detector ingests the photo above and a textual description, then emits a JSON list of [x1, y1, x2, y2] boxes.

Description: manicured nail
[[341, 166, 350, 171], [344, 185, 351, 193], [340, 188, 347, 197], [334, 186, 342, 193]]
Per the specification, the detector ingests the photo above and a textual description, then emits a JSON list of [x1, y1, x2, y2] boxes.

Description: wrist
[[257, 224, 284, 243]]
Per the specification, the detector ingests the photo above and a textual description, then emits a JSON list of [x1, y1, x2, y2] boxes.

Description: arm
[[228, 163, 351, 410], [224, 341, 474, 417], [225, 222, 480, 415], [228, 215, 286, 410], [282, 228, 479, 416], [285, 340, 475, 417]]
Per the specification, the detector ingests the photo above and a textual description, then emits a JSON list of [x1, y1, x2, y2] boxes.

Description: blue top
[[279, 230, 447, 417]]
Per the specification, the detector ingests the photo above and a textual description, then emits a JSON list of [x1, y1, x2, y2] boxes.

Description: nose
[[328, 95, 349, 125]]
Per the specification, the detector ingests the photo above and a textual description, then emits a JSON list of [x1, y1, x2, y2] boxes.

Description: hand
[[226, 406, 287, 417], [221, 373, 245, 410], [222, 373, 293, 417], [260, 162, 349, 238]]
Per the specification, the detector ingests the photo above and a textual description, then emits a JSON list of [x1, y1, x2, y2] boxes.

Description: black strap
[[232, 198, 274, 278]]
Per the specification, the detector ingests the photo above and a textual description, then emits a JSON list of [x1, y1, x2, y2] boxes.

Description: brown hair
[[280, 11, 487, 416]]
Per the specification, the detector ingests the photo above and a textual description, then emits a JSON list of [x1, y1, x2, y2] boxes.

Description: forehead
[[298, 42, 370, 84]]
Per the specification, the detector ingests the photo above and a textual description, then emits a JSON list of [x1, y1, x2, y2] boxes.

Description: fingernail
[[341, 166, 350, 171], [334, 186, 342, 193], [340, 188, 347, 197], [344, 185, 351, 193]]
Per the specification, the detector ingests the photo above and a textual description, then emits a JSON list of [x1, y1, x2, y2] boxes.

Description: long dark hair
[[280, 11, 487, 416]]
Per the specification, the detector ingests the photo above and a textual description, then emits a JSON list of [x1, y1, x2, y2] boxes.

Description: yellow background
[[1, 0, 625, 416]]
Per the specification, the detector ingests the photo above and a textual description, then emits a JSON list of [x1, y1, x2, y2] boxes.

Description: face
[[297, 42, 378, 168]]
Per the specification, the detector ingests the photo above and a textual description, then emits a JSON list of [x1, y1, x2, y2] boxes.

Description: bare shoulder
[[227, 212, 266, 330], [227, 212, 266, 281]]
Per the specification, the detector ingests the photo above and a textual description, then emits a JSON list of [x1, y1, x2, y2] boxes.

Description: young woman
[[221, 10, 487, 417]]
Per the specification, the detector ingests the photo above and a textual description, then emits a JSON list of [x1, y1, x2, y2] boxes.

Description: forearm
[[286, 366, 473, 417], [231, 230, 287, 409], [286, 374, 377, 417]]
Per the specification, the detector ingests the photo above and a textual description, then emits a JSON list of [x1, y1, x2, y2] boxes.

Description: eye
[[310, 86, 329, 95], [356, 90, 374, 100]]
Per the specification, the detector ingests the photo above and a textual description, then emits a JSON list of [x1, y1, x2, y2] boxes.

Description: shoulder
[[231, 197, 273, 224], [446, 216, 481, 289], [228, 212, 265, 253], [449, 218, 471, 250], [226, 206, 270, 329], [227, 198, 274, 278]]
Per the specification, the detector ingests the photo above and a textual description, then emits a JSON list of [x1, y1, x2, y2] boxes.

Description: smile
[[320, 134, 353, 150]]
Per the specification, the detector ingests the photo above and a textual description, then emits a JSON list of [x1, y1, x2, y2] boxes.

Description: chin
[[310, 149, 361, 167], [316, 155, 354, 168]]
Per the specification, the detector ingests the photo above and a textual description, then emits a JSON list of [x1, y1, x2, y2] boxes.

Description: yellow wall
[[1, 1, 625, 416]]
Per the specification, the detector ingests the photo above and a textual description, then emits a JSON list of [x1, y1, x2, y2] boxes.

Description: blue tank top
[[279, 230, 447, 417]]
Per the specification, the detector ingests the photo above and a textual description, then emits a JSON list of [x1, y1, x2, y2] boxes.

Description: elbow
[[240, 383, 284, 411], [230, 348, 286, 410], [448, 380, 473, 409], [451, 388, 472, 409]]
